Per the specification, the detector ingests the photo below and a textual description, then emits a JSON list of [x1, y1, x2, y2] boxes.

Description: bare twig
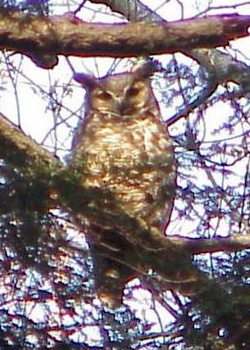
[[166, 80, 218, 126], [90, 0, 163, 22]]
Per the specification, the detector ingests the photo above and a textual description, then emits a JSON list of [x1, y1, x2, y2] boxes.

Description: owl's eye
[[126, 85, 141, 97], [95, 89, 112, 100]]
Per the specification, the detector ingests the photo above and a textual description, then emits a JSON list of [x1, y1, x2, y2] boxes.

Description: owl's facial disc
[[88, 75, 150, 117]]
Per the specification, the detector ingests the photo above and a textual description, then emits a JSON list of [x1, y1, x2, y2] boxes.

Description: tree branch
[[0, 9, 250, 67], [190, 48, 250, 89], [165, 79, 218, 126], [168, 234, 250, 255]]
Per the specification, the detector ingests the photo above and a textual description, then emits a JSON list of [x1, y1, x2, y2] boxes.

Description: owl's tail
[[89, 227, 203, 308]]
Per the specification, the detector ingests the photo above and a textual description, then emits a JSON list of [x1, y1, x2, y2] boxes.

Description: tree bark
[[0, 9, 249, 67]]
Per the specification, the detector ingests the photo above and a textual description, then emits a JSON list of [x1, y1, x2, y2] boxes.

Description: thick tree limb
[[0, 10, 250, 67], [0, 113, 61, 169]]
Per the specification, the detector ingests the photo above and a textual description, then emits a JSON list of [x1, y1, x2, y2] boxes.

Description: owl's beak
[[118, 98, 133, 115]]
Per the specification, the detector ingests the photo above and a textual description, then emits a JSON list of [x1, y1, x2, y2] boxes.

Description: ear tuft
[[133, 60, 161, 80], [73, 73, 97, 88]]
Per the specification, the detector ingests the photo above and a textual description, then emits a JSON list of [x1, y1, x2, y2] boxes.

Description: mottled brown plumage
[[71, 63, 178, 307]]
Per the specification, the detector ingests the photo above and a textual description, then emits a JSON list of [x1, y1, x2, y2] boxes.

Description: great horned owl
[[70, 62, 178, 307]]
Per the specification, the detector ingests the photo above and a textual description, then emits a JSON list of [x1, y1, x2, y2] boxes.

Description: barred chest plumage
[[72, 106, 175, 237]]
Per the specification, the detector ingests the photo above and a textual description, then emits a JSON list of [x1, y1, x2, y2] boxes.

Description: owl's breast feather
[[71, 112, 176, 236], [82, 114, 172, 161]]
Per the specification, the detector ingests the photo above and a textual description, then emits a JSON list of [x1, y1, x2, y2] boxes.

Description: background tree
[[0, 0, 250, 349]]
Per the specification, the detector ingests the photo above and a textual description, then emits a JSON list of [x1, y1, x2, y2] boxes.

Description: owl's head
[[74, 61, 159, 117]]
